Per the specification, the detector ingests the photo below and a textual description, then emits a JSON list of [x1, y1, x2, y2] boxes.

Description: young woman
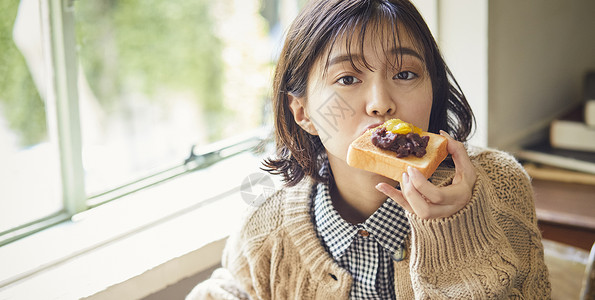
[[188, 0, 551, 298]]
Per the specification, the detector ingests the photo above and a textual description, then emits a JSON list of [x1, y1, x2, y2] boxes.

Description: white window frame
[[45, 0, 86, 214]]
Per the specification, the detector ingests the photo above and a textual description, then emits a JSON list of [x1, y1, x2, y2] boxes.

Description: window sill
[[0, 151, 275, 299]]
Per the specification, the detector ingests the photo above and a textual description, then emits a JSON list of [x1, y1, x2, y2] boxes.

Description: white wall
[[411, 0, 439, 36], [487, 0, 595, 149], [438, 0, 489, 148]]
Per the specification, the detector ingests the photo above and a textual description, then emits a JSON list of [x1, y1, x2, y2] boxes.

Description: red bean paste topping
[[371, 127, 430, 158]]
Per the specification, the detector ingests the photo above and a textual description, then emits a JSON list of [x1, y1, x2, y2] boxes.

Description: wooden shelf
[[533, 179, 595, 229], [532, 179, 595, 250]]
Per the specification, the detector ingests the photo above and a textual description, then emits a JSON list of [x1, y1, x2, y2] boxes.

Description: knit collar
[[313, 181, 410, 260]]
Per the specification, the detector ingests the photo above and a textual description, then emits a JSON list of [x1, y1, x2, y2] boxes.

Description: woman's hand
[[375, 131, 477, 219]]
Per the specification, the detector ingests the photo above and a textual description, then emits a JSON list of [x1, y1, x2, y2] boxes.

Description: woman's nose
[[366, 80, 396, 116]]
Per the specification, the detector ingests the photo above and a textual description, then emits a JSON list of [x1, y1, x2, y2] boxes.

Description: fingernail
[[402, 172, 409, 184], [408, 166, 420, 180], [375, 183, 385, 193], [439, 130, 450, 138]]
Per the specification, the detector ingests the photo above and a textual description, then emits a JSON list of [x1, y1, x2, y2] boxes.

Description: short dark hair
[[263, 0, 474, 186]]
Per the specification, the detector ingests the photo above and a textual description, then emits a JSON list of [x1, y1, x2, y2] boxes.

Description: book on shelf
[[522, 162, 595, 186], [515, 139, 595, 175], [549, 104, 595, 152]]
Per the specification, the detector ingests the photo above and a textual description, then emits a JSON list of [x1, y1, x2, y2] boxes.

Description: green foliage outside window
[[0, 0, 275, 146], [75, 0, 225, 139], [0, 1, 46, 147]]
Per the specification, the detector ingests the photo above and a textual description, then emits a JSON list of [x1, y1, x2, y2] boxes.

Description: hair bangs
[[321, 4, 426, 78]]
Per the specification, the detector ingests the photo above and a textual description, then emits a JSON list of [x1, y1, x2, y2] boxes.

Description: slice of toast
[[346, 130, 448, 181]]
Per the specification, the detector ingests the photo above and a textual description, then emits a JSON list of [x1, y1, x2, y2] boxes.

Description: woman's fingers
[[400, 172, 435, 219], [376, 175, 437, 219], [396, 131, 478, 219], [375, 173, 434, 218], [376, 131, 478, 220], [402, 173, 466, 219], [406, 166, 445, 204], [378, 174, 463, 220], [375, 182, 413, 213], [440, 130, 476, 186]]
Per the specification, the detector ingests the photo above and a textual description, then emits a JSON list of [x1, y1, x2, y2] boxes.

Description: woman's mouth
[[363, 122, 384, 135]]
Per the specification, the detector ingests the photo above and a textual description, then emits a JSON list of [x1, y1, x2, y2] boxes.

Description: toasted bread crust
[[346, 130, 448, 181]]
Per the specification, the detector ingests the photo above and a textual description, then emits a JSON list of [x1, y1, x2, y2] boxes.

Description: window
[[0, 0, 292, 246]]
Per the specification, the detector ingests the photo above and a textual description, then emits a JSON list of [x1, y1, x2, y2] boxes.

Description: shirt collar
[[313, 163, 410, 259]]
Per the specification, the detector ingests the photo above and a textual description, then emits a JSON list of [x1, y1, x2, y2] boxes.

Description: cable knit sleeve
[[475, 150, 551, 298], [406, 149, 551, 299]]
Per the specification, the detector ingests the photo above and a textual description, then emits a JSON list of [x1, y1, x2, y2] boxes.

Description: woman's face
[[297, 25, 433, 164]]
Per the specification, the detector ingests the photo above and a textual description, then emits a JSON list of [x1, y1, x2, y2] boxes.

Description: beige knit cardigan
[[188, 147, 551, 299]]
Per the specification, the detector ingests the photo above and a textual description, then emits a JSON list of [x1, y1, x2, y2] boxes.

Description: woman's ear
[[288, 93, 318, 136]]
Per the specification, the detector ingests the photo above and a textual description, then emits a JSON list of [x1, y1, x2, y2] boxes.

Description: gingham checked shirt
[[313, 178, 410, 299]]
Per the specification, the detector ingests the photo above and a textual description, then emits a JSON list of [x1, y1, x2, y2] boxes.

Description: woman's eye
[[394, 71, 418, 80], [337, 76, 361, 86]]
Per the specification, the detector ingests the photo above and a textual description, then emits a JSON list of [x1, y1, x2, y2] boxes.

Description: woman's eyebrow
[[326, 47, 424, 68], [392, 47, 424, 62], [326, 54, 362, 69]]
